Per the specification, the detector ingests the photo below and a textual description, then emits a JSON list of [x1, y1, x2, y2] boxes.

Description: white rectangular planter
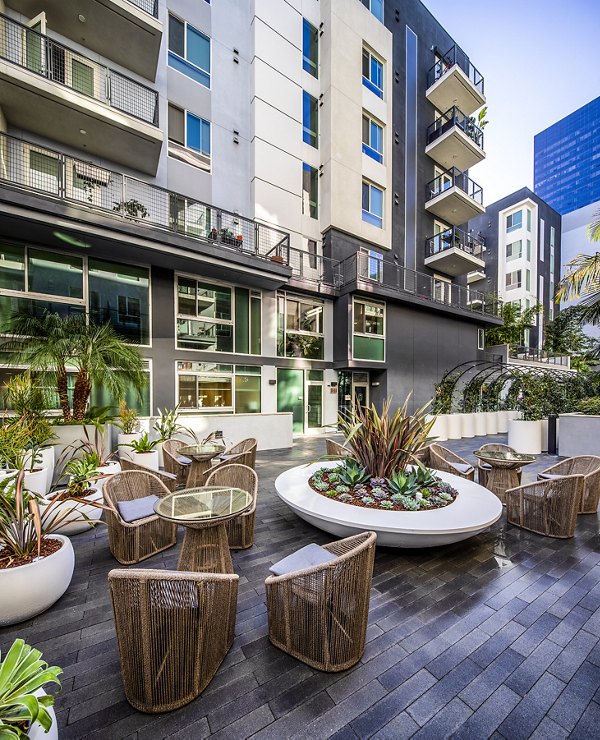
[[474, 413, 487, 436], [558, 414, 600, 457]]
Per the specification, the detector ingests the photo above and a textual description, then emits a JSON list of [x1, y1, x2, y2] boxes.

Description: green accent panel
[[250, 296, 261, 355], [235, 375, 260, 413], [277, 368, 304, 433], [353, 335, 384, 361], [0, 244, 25, 291], [235, 287, 249, 354], [26, 29, 43, 73], [307, 370, 323, 381], [72, 59, 94, 96], [90, 374, 150, 416]]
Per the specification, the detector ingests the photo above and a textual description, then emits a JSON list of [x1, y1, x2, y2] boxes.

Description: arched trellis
[[432, 359, 502, 414]]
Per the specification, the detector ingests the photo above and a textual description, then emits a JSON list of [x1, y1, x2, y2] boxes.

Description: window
[[527, 209, 532, 232], [29, 150, 59, 194], [506, 270, 521, 290], [506, 210, 522, 232], [302, 19, 318, 78], [277, 293, 324, 359], [477, 328, 485, 350], [28, 249, 83, 299], [359, 249, 383, 281], [526, 269, 531, 292], [550, 226, 556, 248], [90, 360, 152, 416], [361, 0, 384, 22], [539, 219, 545, 260], [353, 298, 385, 361], [177, 362, 261, 413], [362, 48, 383, 99], [506, 240, 522, 261], [168, 15, 210, 88], [362, 181, 383, 228], [176, 277, 261, 354], [433, 276, 452, 304], [302, 163, 318, 218], [526, 239, 531, 262], [308, 239, 318, 269], [0, 243, 25, 292], [302, 91, 318, 147], [168, 104, 211, 171], [362, 114, 383, 163]]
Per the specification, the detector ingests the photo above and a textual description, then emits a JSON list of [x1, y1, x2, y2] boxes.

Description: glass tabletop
[[474, 450, 536, 463], [154, 486, 252, 523], [178, 444, 223, 459]]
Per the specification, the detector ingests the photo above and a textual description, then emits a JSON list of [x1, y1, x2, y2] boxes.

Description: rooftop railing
[[0, 13, 159, 125], [426, 168, 483, 205], [509, 346, 571, 367], [126, 0, 159, 17], [426, 44, 484, 94], [426, 106, 484, 150], [425, 226, 485, 259], [0, 132, 290, 260]]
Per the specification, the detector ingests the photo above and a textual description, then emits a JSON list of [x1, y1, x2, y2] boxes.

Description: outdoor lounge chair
[[120, 457, 178, 492], [265, 531, 376, 672], [506, 475, 584, 538], [206, 438, 257, 478], [325, 439, 351, 458], [537, 455, 600, 514], [162, 438, 192, 488], [109, 568, 238, 712], [428, 444, 475, 481], [477, 443, 522, 488], [204, 463, 258, 550]]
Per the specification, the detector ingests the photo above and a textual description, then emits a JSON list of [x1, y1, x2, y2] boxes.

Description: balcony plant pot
[[270, 255, 285, 264], [0, 468, 17, 482], [427, 414, 448, 442], [42, 487, 103, 536], [29, 689, 58, 740], [118, 432, 142, 461], [131, 450, 159, 472], [474, 412, 487, 436], [507, 418, 542, 455], [447, 414, 462, 439], [24, 446, 55, 495], [485, 411, 498, 435], [0, 534, 74, 627], [460, 413, 475, 438], [23, 468, 47, 496], [497, 410, 509, 433]]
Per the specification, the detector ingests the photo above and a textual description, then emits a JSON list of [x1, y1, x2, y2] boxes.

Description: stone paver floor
[[2, 434, 600, 739]]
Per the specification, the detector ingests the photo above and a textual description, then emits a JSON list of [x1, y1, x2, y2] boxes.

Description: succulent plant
[[371, 487, 388, 499], [335, 484, 350, 493], [438, 491, 453, 501], [338, 493, 353, 503], [314, 480, 330, 492], [361, 496, 375, 505], [326, 490, 338, 497], [338, 459, 370, 486], [380, 500, 394, 509], [370, 477, 387, 488]]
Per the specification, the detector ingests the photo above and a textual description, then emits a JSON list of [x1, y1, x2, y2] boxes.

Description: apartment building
[[469, 188, 561, 350], [0, 0, 500, 445]]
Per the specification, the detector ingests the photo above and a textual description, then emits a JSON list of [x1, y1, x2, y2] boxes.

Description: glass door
[[277, 368, 304, 433], [306, 382, 323, 433]]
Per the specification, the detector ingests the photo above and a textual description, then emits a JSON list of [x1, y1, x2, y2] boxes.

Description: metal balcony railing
[[427, 44, 484, 94], [509, 346, 570, 367], [425, 168, 483, 205], [274, 244, 344, 287], [425, 227, 485, 259], [0, 13, 159, 125], [126, 0, 159, 17], [426, 106, 484, 150], [0, 132, 290, 260]]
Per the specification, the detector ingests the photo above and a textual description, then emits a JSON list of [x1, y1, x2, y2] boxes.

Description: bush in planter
[[0, 419, 41, 472], [115, 401, 140, 435], [127, 432, 159, 455], [153, 404, 184, 442], [577, 397, 600, 415], [431, 370, 459, 415], [3, 374, 56, 449], [0, 638, 62, 739]]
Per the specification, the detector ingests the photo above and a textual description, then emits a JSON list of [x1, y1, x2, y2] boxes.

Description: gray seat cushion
[[479, 462, 492, 470], [269, 543, 338, 576], [538, 472, 563, 480], [449, 462, 474, 475], [176, 455, 192, 465], [117, 494, 159, 523], [217, 453, 238, 462]]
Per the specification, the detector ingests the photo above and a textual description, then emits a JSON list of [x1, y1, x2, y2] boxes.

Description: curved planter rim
[[2, 533, 71, 574]]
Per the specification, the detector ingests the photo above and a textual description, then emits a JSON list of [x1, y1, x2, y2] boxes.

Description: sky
[[421, 0, 600, 205]]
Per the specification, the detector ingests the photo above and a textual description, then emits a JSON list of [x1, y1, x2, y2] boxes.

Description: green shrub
[[577, 397, 600, 415]]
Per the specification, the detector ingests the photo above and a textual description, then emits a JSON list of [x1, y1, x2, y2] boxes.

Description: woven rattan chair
[[537, 455, 600, 514], [265, 531, 376, 672], [506, 475, 584, 538], [413, 445, 431, 467], [428, 444, 475, 481], [162, 438, 191, 488], [109, 568, 238, 713], [207, 438, 257, 478], [120, 457, 178, 492], [477, 443, 522, 488], [103, 471, 177, 565], [204, 464, 258, 550], [325, 439, 351, 458]]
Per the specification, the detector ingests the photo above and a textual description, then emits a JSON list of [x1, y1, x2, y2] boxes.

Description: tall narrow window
[[362, 181, 383, 228], [302, 163, 318, 218], [526, 209, 532, 231], [168, 15, 210, 88], [362, 114, 383, 163], [362, 48, 383, 99], [361, 0, 384, 22], [302, 91, 318, 147], [302, 19, 318, 78], [308, 239, 318, 269]]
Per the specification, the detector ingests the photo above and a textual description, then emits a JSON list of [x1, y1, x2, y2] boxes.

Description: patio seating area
[[1, 433, 600, 738]]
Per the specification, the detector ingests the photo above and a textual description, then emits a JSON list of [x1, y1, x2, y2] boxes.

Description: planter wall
[[558, 414, 600, 457], [446, 414, 462, 440], [118, 432, 142, 461], [460, 413, 475, 438], [497, 410, 509, 433], [428, 414, 448, 442], [485, 411, 498, 435], [52, 424, 111, 463], [23, 468, 46, 495], [474, 413, 487, 436], [507, 419, 542, 455]]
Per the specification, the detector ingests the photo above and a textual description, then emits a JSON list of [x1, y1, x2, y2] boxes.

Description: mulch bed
[[0, 537, 63, 569]]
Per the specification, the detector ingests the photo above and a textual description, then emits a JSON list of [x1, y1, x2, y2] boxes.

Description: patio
[[2, 434, 600, 739]]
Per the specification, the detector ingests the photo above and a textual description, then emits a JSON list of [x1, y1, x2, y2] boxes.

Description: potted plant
[[56, 422, 120, 487], [0, 638, 62, 740], [153, 405, 184, 467], [126, 432, 159, 471], [0, 420, 46, 495], [43, 456, 105, 536], [116, 401, 141, 461], [507, 374, 543, 454], [429, 371, 458, 441]]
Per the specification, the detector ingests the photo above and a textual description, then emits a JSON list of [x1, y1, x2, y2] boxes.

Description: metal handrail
[[509, 346, 570, 367], [426, 106, 484, 149], [425, 226, 485, 259], [0, 12, 159, 125], [426, 44, 484, 94], [126, 0, 159, 17], [425, 168, 483, 204]]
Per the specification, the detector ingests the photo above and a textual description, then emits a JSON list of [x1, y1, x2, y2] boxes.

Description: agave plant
[[127, 432, 158, 454], [387, 469, 420, 497], [338, 396, 435, 479], [0, 639, 62, 739], [336, 459, 370, 486], [62, 456, 101, 498]]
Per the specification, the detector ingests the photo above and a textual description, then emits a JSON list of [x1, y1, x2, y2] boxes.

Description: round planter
[[118, 432, 141, 461], [427, 414, 448, 442], [474, 413, 487, 436], [131, 450, 159, 472], [0, 534, 74, 626], [447, 414, 462, 440], [0, 468, 17, 482], [24, 447, 56, 495], [506, 410, 520, 422], [460, 413, 475, 438], [156, 441, 165, 468], [93, 461, 121, 494], [43, 487, 103, 536], [497, 410, 509, 433], [24, 468, 46, 496], [485, 411, 498, 435], [29, 689, 58, 740], [507, 419, 542, 455]]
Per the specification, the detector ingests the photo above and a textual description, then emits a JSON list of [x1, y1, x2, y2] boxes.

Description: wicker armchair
[[428, 444, 475, 481], [265, 531, 376, 672], [477, 443, 522, 488], [103, 471, 177, 565], [207, 438, 257, 478], [506, 475, 584, 538], [537, 456, 600, 514], [325, 439, 351, 458], [120, 457, 178, 492], [109, 568, 238, 713], [204, 464, 258, 550], [162, 438, 191, 488]]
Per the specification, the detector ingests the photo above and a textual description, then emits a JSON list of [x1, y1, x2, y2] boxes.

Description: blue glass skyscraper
[[534, 96, 600, 215]]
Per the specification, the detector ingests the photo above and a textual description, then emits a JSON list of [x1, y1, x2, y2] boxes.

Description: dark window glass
[[168, 104, 185, 145], [168, 15, 185, 56], [302, 163, 318, 218], [302, 19, 318, 78], [302, 91, 318, 147], [308, 240, 317, 269], [0, 243, 25, 291], [28, 249, 83, 299]]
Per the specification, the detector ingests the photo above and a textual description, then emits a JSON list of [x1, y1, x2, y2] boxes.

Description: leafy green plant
[[485, 302, 542, 347], [115, 401, 139, 434], [0, 419, 40, 471], [64, 456, 99, 498], [113, 198, 149, 219], [153, 405, 184, 442], [127, 432, 158, 453], [0, 639, 62, 739], [577, 397, 600, 415], [336, 459, 370, 486], [2, 374, 56, 448], [431, 371, 458, 414]]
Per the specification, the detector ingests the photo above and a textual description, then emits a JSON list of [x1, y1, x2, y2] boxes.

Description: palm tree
[[1, 312, 146, 422], [556, 211, 600, 324]]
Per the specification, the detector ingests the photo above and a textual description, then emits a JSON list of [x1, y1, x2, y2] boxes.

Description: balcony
[[425, 168, 484, 226], [424, 226, 485, 276], [0, 13, 162, 174], [467, 270, 486, 284], [425, 106, 485, 171], [6, 2, 162, 79], [426, 45, 485, 116], [0, 132, 290, 263]]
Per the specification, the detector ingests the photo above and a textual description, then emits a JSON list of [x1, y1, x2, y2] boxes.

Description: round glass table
[[177, 444, 224, 487], [154, 486, 252, 573], [473, 449, 536, 504]]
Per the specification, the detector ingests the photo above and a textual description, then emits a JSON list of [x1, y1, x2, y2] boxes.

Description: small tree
[[544, 306, 595, 372], [485, 301, 542, 347]]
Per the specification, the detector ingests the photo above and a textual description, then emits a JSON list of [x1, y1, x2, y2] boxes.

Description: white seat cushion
[[117, 494, 159, 523], [269, 543, 337, 576], [450, 462, 474, 475]]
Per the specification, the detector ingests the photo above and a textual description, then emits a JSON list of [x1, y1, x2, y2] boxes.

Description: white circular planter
[[507, 419, 542, 455], [156, 441, 165, 468], [24, 447, 55, 495], [276, 462, 503, 548], [460, 413, 475, 438], [0, 469, 17, 482], [0, 534, 74, 626], [131, 450, 159, 471], [427, 414, 448, 442], [485, 411, 498, 435], [118, 433, 141, 461], [447, 414, 462, 440], [92, 461, 120, 494], [42, 487, 103, 536], [506, 410, 520, 422], [24, 468, 46, 495], [30, 689, 58, 740], [497, 410, 509, 433], [474, 413, 487, 436]]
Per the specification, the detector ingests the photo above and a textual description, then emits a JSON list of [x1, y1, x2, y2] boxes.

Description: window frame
[[505, 269, 522, 290], [362, 113, 384, 164], [362, 47, 384, 99], [352, 297, 386, 362], [302, 18, 318, 78], [277, 291, 325, 360], [362, 180, 384, 228], [302, 162, 318, 218], [168, 103, 211, 171], [175, 361, 261, 414], [168, 13, 211, 88], [477, 328, 485, 350], [361, 0, 384, 22], [302, 90, 319, 148], [506, 240, 522, 262], [506, 210, 523, 233]]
